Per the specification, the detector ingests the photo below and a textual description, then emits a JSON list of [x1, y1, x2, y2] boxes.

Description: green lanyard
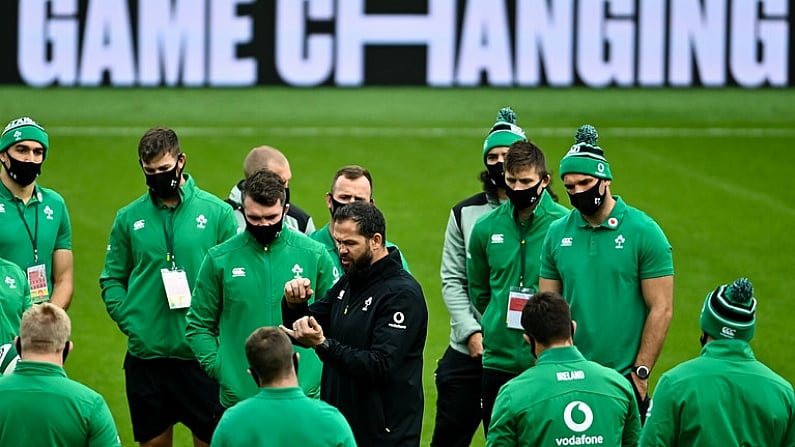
[[162, 206, 177, 270], [15, 200, 39, 263], [516, 214, 534, 288]]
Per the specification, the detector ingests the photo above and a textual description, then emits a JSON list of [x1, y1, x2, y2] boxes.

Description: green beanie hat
[[559, 124, 612, 180], [482, 107, 527, 164], [700, 278, 757, 341], [0, 117, 49, 158]]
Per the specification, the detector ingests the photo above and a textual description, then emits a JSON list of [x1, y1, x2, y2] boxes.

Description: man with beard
[[281, 201, 428, 447], [310, 165, 410, 278], [186, 169, 337, 406], [226, 145, 315, 234], [432, 107, 526, 447], [468, 140, 568, 434], [0, 117, 73, 309], [100, 127, 238, 447], [539, 124, 674, 422]]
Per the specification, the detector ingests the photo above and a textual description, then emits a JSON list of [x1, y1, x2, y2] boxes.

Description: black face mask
[[3, 155, 41, 187], [568, 179, 605, 216], [284, 187, 291, 206], [699, 333, 708, 347], [506, 179, 544, 210], [246, 216, 283, 246], [486, 162, 507, 190], [329, 196, 347, 217], [144, 157, 183, 199]]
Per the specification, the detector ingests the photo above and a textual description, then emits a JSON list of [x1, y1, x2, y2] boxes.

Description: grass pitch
[[1, 86, 792, 446]]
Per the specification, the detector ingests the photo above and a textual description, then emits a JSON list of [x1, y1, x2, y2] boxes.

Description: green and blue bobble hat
[[482, 107, 527, 164], [0, 117, 49, 158], [700, 277, 757, 341], [559, 124, 612, 180]]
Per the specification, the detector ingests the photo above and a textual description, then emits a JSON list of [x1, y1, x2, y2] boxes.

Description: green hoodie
[[488, 346, 640, 447], [0, 257, 32, 346], [468, 191, 568, 374], [0, 361, 121, 446], [100, 174, 238, 359], [640, 340, 795, 446], [186, 228, 338, 407]]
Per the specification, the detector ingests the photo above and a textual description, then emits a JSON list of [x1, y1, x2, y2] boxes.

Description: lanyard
[[15, 200, 39, 263], [162, 206, 177, 270], [517, 215, 534, 288]]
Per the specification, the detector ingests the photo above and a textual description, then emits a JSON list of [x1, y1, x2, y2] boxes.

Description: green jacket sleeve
[[441, 208, 481, 344], [87, 394, 121, 447], [485, 388, 516, 446], [623, 390, 642, 446], [313, 249, 338, 298], [218, 206, 240, 243], [185, 253, 222, 379], [638, 376, 676, 446], [467, 219, 491, 315], [20, 270, 32, 315], [99, 212, 131, 329]]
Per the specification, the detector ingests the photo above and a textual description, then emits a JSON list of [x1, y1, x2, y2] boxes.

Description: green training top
[[640, 340, 795, 447], [0, 183, 71, 303], [540, 196, 673, 375], [487, 346, 640, 447], [0, 257, 32, 346], [211, 386, 356, 447], [468, 191, 568, 374], [186, 228, 337, 407], [310, 222, 412, 275], [0, 361, 121, 447], [100, 174, 239, 360]]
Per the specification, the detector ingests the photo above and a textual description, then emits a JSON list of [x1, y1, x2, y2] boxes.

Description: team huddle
[[0, 113, 792, 447]]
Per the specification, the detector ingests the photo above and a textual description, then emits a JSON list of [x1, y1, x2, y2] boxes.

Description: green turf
[[1, 87, 793, 446]]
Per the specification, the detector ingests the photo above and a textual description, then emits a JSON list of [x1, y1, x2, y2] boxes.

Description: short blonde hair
[[19, 303, 71, 354]]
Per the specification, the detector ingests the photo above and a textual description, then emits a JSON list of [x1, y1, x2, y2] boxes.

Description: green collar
[[13, 360, 67, 378], [536, 345, 586, 365], [700, 339, 755, 361]]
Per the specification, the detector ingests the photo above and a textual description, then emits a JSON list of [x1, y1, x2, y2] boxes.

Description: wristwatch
[[314, 339, 331, 357], [633, 365, 650, 380]]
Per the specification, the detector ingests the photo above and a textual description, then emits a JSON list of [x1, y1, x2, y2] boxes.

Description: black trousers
[[481, 368, 518, 436], [430, 347, 484, 447]]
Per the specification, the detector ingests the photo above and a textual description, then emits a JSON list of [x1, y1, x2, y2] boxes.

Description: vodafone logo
[[388, 311, 407, 329], [556, 401, 604, 445], [563, 401, 593, 432]]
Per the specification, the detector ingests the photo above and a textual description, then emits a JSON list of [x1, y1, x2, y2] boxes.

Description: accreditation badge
[[160, 268, 192, 309], [27, 264, 50, 304], [506, 286, 535, 330]]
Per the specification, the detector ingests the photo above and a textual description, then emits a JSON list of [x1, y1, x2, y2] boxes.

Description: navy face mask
[[246, 216, 283, 246], [506, 179, 543, 210], [486, 161, 507, 190], [3, 155, 41, 187], [144, 156, 183, 199], [568, 179, 605, 216]]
